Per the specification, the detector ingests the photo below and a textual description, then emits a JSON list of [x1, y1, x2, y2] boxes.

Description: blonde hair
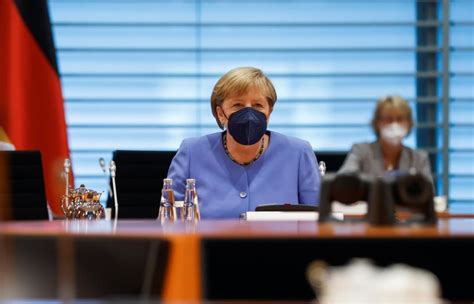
[[211, 67, 277, 129], [371, 95, 414, 138]]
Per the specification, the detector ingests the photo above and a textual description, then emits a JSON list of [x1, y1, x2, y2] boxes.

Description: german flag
[[0, 0, 72, 216]]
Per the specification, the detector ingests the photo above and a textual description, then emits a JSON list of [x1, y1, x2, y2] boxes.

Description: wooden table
[[0, 218, 473, 301]]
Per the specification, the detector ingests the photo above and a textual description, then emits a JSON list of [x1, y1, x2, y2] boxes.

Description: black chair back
[[106, 150, 176, 219], [0, 151, 48, 220], [315, 151, 347, 173]]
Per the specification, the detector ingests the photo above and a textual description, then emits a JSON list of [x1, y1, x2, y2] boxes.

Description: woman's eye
[[254, 103, 264, 108]]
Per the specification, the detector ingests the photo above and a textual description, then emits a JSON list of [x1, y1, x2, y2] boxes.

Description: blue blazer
[[168, 131, 321, 219]]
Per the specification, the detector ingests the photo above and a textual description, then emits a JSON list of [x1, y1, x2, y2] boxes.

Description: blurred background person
[[168, 67, 321, 219], [339, 95, 433, 184]]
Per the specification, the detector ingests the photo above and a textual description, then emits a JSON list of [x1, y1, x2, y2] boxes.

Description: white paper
[[243, 211, 343, 221]]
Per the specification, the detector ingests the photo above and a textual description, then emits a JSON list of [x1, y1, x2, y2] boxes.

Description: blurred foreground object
[[0, 232, 170, 300], [319, 172, 372, 222], [307, 259, 442, 304], [369, 170, 436, 225], [319, 170, 437, 225]]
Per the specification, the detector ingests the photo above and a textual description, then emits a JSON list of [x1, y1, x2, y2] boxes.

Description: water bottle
[[158, 178, 175, 221], [183, 179, 200, 221]]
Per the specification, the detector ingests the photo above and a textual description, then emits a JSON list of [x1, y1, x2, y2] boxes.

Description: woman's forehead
[[225, 86, 267, 101], [380, 104, 408, 116]]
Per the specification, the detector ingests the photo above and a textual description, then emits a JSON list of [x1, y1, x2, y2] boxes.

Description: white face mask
[[380, 123, 408, 146]]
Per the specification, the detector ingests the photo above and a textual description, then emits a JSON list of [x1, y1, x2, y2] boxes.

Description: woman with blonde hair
[[338, 95, 433, 183], [168, 67, 321, 218]]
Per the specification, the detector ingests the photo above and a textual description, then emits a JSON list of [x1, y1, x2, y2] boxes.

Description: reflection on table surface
[[0, 218, 473, 238]]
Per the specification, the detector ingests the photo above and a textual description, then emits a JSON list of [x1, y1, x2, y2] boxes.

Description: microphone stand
[[63, 159, 71, 210], [99, 157, 114, 199], [109, 160, 119, 221]]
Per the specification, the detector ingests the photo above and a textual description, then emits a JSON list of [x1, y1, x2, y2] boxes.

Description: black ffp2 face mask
[[224, 107, 267, 145]]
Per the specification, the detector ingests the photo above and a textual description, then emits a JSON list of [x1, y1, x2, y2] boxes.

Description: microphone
[[109, 160, 119, 221], [99, 157, 113, 198], [99, 157, 106, 173], [319, 161, 326, 176]]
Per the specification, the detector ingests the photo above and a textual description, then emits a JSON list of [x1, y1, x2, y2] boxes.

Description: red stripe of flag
[[0, 0, 73, 216]]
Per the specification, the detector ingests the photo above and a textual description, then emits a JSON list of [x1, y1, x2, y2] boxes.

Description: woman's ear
[[374, 120, 384, 138], [216, 106, 227, 127], [266, 106, 273, 122]]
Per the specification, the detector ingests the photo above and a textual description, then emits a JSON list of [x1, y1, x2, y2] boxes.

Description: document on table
[[242, 211, 344, 221]]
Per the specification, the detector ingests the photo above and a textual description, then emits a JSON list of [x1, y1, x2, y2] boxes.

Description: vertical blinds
[[448, 0, 473, 211], [48, 0, 473, 209]]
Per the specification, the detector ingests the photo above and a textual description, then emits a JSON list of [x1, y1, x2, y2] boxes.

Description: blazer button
[[239, 192, 247, 198]]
